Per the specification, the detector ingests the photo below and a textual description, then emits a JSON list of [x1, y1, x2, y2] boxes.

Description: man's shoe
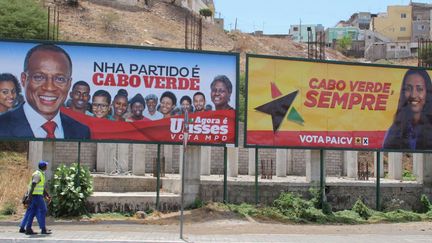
[[25, 229, 37, 235], [41, 229, 52, 235], [19, 227, 25, 233]]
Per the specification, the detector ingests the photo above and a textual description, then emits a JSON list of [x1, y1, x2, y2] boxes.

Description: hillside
[[53, 0, 350, 70]]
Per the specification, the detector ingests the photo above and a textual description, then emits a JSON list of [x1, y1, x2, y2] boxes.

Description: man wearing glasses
[[91, 90, 112, 120], [0, 44, 90, 139]]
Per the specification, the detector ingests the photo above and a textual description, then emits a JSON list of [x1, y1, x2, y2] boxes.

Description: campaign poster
[[246, 54, 432, 151], [0, 40, 238, 146]]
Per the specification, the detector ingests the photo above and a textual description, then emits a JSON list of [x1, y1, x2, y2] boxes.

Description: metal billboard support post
[[255, 148, 259, 205], [75, 142, 81, 187], [180, 110, 189, 240], [223, 146, 228, 203], [376, 151, 381, 211], [320, 149, 325, 206], [156, 144, 161, 210], [180, 142, 186, 240]]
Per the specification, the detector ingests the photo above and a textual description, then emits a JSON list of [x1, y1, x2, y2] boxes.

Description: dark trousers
[[25, 195, 47, 230]]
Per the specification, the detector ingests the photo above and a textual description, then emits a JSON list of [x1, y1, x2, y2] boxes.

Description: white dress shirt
[[23, 103, 64, 138], [143, 110, 163, 120]]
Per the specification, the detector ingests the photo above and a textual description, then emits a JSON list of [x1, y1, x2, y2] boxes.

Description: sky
[[214, 0, 432, 34]]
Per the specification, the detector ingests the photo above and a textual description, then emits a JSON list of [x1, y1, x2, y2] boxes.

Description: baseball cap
[[38, 160, 48, 168], [145, 94, 158, 102]]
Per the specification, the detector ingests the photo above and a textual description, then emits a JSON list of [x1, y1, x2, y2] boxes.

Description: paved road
[[0, 220, 431, 243]]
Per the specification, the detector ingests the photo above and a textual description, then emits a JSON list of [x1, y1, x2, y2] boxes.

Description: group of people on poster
[[0, 43, 234, 140]]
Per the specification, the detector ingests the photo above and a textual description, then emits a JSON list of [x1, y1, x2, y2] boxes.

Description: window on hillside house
[[401, 13, 407, 18], [390, 45, 396, 49], [293, 27, 298, 31], [418, 25, 425, 30], [400, 27, 406, 31], [400, 46, 406, 49]]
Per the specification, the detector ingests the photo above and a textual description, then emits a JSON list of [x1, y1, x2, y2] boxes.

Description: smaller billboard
[[245, 54, 432, 152]]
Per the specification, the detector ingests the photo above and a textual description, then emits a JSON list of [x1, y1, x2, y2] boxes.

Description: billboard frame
[[244, 53, 432, 153], [0, 38, 240, 147]]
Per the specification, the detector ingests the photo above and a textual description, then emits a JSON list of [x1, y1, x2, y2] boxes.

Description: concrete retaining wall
[[199, 181, 425, 211], [92, 174, 157, 192]]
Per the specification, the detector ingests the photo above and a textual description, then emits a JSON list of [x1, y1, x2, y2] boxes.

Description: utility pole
[[235, 18, 237, 31], [299, 18, 302, 42]]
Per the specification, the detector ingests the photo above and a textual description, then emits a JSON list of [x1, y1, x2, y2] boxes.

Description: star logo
[[255, 89, 299, 133], [355, 137, 362, 145]]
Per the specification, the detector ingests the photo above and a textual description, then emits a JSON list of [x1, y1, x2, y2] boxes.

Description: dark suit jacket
[[0, 104, 90, 139]]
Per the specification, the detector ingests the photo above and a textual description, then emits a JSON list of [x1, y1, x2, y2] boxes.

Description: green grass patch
[[221, 192, 432, 225], [0, 201, 16, 215], [403, 170, 416, 181], [369, 210, 423, 223], [227, 203, 258, 217]]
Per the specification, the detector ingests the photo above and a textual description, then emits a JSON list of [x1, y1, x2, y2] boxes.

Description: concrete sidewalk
[[1, 221, 432, 243], [0, 224, 183, 243]]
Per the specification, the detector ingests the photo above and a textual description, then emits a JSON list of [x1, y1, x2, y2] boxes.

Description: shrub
[[0, 201, 16, 215], [402, 170, 416, 181], [272, 192, 330, 222], [419, 44, 432, 66], [228, 203, 258, 217], [352, 198, 372, 220], [100, 11, 120, 32], [336, 35, 352, 52], [308, 187, 332, 215], [370, 210, 422, 222], [49, 163, 93, 217], [420, 194, 432, 213], [0, 0, 48, 39], [190, 198, 205, 209], [332, 210, 364, 224], [199, 8, 212, 18], [273, 192, 312, 219]]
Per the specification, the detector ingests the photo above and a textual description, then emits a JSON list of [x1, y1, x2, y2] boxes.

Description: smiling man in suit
[[0, 44, 90, 139]]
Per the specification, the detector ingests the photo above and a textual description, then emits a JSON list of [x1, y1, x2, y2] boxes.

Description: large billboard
[[245, 54, 432, 151], [0, 40, 238, 145]]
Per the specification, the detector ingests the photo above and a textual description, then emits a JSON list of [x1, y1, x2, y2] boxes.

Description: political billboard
[[0, 40, 238, 146], [245, 54, 432, 151]]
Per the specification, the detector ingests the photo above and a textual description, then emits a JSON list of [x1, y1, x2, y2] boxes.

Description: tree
[[199, 8, 213, 18], [419, 44, 432, 66], [0, 0, 48, 40], [337, 35, 352, 52]]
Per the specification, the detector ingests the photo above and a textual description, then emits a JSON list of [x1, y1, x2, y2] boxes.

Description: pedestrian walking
[[24, 160, 52, 235]]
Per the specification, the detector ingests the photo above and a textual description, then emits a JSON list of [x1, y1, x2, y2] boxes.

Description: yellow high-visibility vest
[[28, 170, 45, 195]]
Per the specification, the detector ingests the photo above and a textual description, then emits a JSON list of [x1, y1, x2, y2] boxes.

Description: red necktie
[[42, 121, 57, 139]]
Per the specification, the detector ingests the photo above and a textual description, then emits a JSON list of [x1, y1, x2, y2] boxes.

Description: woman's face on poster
[[113, 96, 127, 117], [160, 96, 174, 115], [404, 73, 426, 114], [181, 99, 191, 112], [211, 81, 230, 108], [0, 81, 17, 111]]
